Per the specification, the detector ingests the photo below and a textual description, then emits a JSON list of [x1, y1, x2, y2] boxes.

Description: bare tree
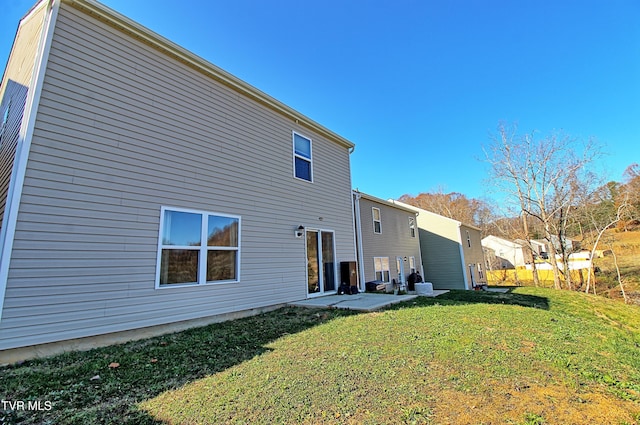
[[484, 123, 601, 290], [579, 188, 631, 297], [484, 123, 540, 287], [609, 243, 628, 303], [619, 163, 640, 230]]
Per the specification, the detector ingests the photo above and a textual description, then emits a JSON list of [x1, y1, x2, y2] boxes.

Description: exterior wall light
[[295, 225, 305, 238]]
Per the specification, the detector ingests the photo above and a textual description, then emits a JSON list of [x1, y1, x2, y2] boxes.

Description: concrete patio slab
[[483, 287, 511, 293], [289, 290, 449, 312]]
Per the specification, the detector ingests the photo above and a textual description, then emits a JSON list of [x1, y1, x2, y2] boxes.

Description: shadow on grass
[[0, 307, 359, 425], [387, 288, 550, 311], [1, 290, 550, 424]]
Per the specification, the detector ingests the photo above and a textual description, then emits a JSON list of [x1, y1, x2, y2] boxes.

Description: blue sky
[[2, 0, 639, 202]]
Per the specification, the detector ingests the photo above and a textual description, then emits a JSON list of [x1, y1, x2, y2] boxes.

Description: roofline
[[60, 0, 355, 151], [482, 235, 524, 248], [353, 190, 418, 215], [389, 199, 482, 231]]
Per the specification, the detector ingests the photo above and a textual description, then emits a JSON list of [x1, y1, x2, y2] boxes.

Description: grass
[[593, 230, 640, 302], [2, 288, 640, 424]]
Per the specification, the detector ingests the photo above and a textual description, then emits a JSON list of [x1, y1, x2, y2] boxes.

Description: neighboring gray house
[[0, 0, 356, 362], [390, 201, 486, 290], [532, 236, 579, 257], [353, 191, 422, 290]]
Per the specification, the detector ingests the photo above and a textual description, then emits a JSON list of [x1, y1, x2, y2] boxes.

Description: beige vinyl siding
[[0, 5, 47, 232], [356, 195, 420, 284], [0, 3, 355, 350], [460, 225, 486, 285]]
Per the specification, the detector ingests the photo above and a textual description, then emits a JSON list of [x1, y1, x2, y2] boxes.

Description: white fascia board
[[352, 192, 417, 215]]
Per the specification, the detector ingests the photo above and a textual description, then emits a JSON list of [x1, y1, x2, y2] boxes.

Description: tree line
[[398, 122, 639, 298]]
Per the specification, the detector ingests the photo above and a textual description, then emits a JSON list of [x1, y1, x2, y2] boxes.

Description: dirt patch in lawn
[[431, 381, 640, 425]]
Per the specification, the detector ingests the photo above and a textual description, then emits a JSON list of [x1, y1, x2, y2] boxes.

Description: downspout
[[353, 191, 365, 290], [0, 0, 60, 323], [414, 210, 425, 277]]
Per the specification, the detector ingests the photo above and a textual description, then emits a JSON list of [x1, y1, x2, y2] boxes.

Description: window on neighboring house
[[0, 100, 10, 147], [409, 216, 416, 237], [466, 230, 471, 247], [477, 263, 484, 280], [157, 207, 240, 287], [374, 257, 390, 282], [409, 256, 416, 274], [372, 207, 382, 233], [293, 131, 313, 182]]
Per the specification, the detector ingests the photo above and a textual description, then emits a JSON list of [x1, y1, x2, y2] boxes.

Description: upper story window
[[409, 216, 416, 237], [293, 132, 313, 182], [157, 207, 240, 287], [372, 207, 382, 234], [466, 230, 471, 247]]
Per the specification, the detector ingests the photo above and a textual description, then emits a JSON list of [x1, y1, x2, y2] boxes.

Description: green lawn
[[2, 288, 640, 424]]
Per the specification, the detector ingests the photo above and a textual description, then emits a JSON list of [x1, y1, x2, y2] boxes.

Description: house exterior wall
[[414, 210, 466, 290], [353, 193, 421, 286], [0, 0, 356, 352], [460, 225, 487, 287], [0, 3, 47, 235], [390, 201, 486, 290], [482, 236, 526, 269]]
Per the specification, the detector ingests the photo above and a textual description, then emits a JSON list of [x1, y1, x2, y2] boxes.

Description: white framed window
[[466, 230, 471, 247], [372, 207, 382, 234], [156, 207, 240, 287], [477, 263, 484, 280], [409, 256, 416, 274], [409, 216, 416, 238], [374, 257, 390, 282], [293, 131, 313, 182]]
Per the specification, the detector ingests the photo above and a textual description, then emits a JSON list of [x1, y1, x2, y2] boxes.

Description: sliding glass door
[[306, 229, 336, 296]]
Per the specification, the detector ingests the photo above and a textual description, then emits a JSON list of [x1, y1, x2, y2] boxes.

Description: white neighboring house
[[530, 240, 548, 258], [532, 236, 578, 256], [534, 251, 592, 271], [481, 235, 526, 269]]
